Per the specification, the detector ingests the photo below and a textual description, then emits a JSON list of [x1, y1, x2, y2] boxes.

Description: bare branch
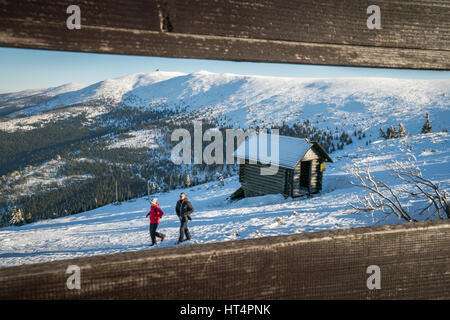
[[349, 155, 448, 222]]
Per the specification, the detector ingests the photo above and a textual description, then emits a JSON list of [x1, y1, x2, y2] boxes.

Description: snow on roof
[[234, 133, 317, 169]]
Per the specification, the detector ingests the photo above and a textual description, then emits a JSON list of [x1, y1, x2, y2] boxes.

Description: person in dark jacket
[[146, 198, 166, 246], [175, 192, 194, 244]]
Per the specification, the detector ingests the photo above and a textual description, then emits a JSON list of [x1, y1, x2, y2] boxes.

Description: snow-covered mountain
[[0, 83, 87, 117], [0, 82, 87, 103], [6, 71, 185, 117], [2, 71, 449, 134], [123, 71, 449, 131]]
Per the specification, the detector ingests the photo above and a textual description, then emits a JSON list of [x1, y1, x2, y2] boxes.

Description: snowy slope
[[1, 71, 448, 139], [1, 132, 448, 268], [106, 129, 161, 149], [11, 72, 186, 116], [0, 83, 87, 117], [121, 72, 450, 134], [0, 83, 87, 104]]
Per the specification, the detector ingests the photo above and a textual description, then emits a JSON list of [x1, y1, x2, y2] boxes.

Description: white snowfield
[[106, 129, 161, 150], [1, 71, 449, 135], [8, 72, 185, 117], [0, 83, 87, 105], [0, 132, 448, 268]]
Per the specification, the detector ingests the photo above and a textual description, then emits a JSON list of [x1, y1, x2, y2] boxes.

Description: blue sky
[[0, 47, 449, 93]]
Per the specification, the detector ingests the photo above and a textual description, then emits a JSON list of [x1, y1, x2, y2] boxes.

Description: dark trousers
[[150, 223, 163, 244], [179, 219, 191, 242]]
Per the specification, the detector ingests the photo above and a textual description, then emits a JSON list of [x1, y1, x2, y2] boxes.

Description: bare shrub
[[349, 153, 449, 222]]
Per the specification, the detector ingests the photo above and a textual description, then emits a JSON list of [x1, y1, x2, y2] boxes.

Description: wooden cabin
[[234, 133, 332, 198]]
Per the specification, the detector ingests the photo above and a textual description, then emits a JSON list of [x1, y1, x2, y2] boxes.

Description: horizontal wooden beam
[[1, 219, 449, 299], [0, 0, 449, 69]]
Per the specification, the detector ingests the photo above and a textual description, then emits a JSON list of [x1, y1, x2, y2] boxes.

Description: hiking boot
[[175, 240, 183, 244], [150, 242, 157, 247], [160, 234, 166, 242]]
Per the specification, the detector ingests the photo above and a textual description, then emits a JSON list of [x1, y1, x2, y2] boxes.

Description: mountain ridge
[[1, 70, 448, 134]]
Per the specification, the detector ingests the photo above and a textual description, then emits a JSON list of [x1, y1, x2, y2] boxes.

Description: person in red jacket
[[146, 198, 166, 246]]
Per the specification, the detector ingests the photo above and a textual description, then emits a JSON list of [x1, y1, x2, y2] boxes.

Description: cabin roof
[[234, 133, 332, 169]]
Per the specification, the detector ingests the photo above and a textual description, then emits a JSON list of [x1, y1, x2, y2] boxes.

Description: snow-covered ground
[[0, 159, 92, 202], [1, 132, 448, 268], [106, 129, 161, 150]]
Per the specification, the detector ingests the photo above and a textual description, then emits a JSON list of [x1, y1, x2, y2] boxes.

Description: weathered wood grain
[[172, 0, 450, 50], [0, 0, 449, 301], [0, 219, 449, 299], [0, 0, 449, 69]]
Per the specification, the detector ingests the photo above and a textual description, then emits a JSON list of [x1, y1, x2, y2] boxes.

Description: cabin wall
[[309, 159, 321, 193], [284, 169, 294, 197], [239, 145, 328, 198], [292, 163, 302, 197], [239, 162, 288, 197]]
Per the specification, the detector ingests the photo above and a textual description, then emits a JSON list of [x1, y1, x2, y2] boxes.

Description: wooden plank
[[243, 167, 286, 187], [1, 219, 449, 299], [242, 182, 284, 192], [310, 160, 319, 189], [0, 0, 449, 69], [293, 164, 302, 196], [241, 175, 285, 184], [242, 175, 285, 186], [0, 1, 161, 31], [242, 182, 284, 194], [173, 0, 450, 50], [243, 172, 285, 183], [242, 171, 286, 193], [243, 171, 285, 182], [284, 168, 293, 196]]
